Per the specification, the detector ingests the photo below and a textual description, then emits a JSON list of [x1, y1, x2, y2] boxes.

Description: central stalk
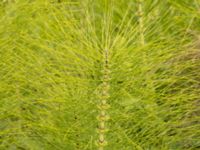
[[97, 49, 110, 150]]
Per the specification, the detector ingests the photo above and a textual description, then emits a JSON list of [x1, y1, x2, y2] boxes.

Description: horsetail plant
[[0, 0, 200, 150]]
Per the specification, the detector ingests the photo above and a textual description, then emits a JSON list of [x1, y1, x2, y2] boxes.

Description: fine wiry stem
[[96, 49, 110, 150]]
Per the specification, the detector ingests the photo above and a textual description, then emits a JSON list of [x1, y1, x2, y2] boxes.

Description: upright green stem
[[137, 0, 158, 114], [138, 0, 145, 46], [96, 49, 110, 150]]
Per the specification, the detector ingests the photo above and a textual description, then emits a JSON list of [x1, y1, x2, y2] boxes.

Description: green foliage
[[0, 0, 200, 149]]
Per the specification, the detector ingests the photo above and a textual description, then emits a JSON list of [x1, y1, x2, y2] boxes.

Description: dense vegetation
[[0, 0, 200, 149]]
